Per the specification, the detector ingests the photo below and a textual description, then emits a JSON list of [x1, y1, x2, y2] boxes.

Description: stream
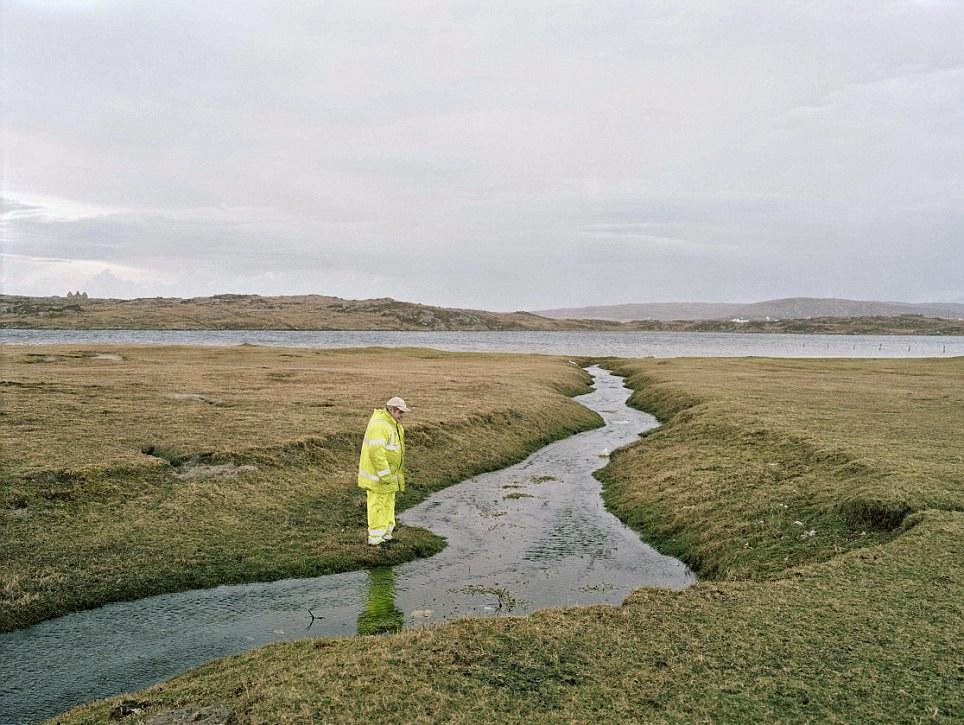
[[0, 366, 694, 723]]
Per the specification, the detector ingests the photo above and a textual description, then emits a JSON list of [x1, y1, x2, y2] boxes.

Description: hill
[[536, 297, 964, 321], [0, 294, 601, 332], [1, 294, 962, 335]]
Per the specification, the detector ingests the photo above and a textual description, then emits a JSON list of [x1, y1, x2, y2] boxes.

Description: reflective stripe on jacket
[[357, 408, 406, 493]]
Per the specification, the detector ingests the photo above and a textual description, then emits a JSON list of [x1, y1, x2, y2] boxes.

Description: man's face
[[388, 406, 405, 422]]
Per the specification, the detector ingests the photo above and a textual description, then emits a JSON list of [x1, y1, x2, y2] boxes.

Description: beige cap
[[386, 396, 410, 412]]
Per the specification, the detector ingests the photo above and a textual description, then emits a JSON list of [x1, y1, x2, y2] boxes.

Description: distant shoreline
[[2, 293, 963, 335], [2, 320, 963, 335], [3, 329, 960, 360]]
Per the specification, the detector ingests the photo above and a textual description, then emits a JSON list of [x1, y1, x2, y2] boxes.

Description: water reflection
[[357, 568, 404, 636]]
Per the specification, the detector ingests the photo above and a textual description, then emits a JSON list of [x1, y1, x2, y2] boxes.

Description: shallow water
[[0, 367, 693, 723], [2, 328, 961, 357]]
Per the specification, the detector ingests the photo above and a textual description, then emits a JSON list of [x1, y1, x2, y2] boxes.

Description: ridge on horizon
[[534, 296, 964, 321], [4, 292, 964, 321], [3, 292, 963, 332]]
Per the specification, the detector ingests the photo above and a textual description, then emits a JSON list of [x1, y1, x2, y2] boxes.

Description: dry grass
[[2, 345, 589, 475], [0, 345, 600, 631], [600, 357, 964, 578]]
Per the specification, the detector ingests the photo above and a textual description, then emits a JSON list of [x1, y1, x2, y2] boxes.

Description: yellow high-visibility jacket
[[357, 408, 406, 493]]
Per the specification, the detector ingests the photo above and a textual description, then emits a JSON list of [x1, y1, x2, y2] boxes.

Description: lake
[[2, 329, 962, 357]]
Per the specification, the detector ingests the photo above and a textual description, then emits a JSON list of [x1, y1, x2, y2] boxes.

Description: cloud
[[1, 252, 161, 297], [2, 1, 962, 308], [0, 197, 43, 219]]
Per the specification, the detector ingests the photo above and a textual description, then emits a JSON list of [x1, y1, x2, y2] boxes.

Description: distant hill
[[0, 294, 605, 332], [2, 294, 962, 335], [535, 298, 964, 321]]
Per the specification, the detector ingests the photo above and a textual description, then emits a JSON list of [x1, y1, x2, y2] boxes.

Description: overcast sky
[[3, 1, 962, 310]]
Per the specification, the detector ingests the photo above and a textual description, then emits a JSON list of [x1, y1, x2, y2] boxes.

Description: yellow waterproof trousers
[[366, 490, 396, 545]]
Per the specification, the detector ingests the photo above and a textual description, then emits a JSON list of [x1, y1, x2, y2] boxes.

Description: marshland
[[1, 345, 961, 722], [8, 1, 964, 721]]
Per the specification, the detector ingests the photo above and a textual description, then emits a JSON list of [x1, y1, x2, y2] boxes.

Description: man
[[357, 396, 409, 545]]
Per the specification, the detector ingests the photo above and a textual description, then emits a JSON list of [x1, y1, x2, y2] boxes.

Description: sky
[[2, 0, 962, 311]]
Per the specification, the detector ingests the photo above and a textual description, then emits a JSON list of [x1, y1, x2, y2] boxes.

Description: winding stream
[[0, 367, 694, 723]]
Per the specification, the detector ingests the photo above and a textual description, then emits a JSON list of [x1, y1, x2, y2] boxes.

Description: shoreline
[[3, 321, 964, 335], [2, 330, 962, 361]]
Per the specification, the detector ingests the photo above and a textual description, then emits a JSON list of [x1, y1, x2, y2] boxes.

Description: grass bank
[[0, 346, 601, 631], [55, 356, 964, 723], [599, 357, 964, 579]]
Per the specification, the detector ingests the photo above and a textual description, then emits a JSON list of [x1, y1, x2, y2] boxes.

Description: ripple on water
[[522, 507, 613, 562]]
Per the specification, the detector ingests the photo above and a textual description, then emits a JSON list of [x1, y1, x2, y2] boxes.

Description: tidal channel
[[0, 366, 694, 723]]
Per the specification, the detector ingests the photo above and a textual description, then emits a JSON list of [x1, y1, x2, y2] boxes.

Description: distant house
[[731, 317, 749, 324]]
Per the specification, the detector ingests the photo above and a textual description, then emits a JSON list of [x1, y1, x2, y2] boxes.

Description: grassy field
[[600, 357, 964, 579], [52, 355, 964, 724], [0, 346, 600, 631]]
